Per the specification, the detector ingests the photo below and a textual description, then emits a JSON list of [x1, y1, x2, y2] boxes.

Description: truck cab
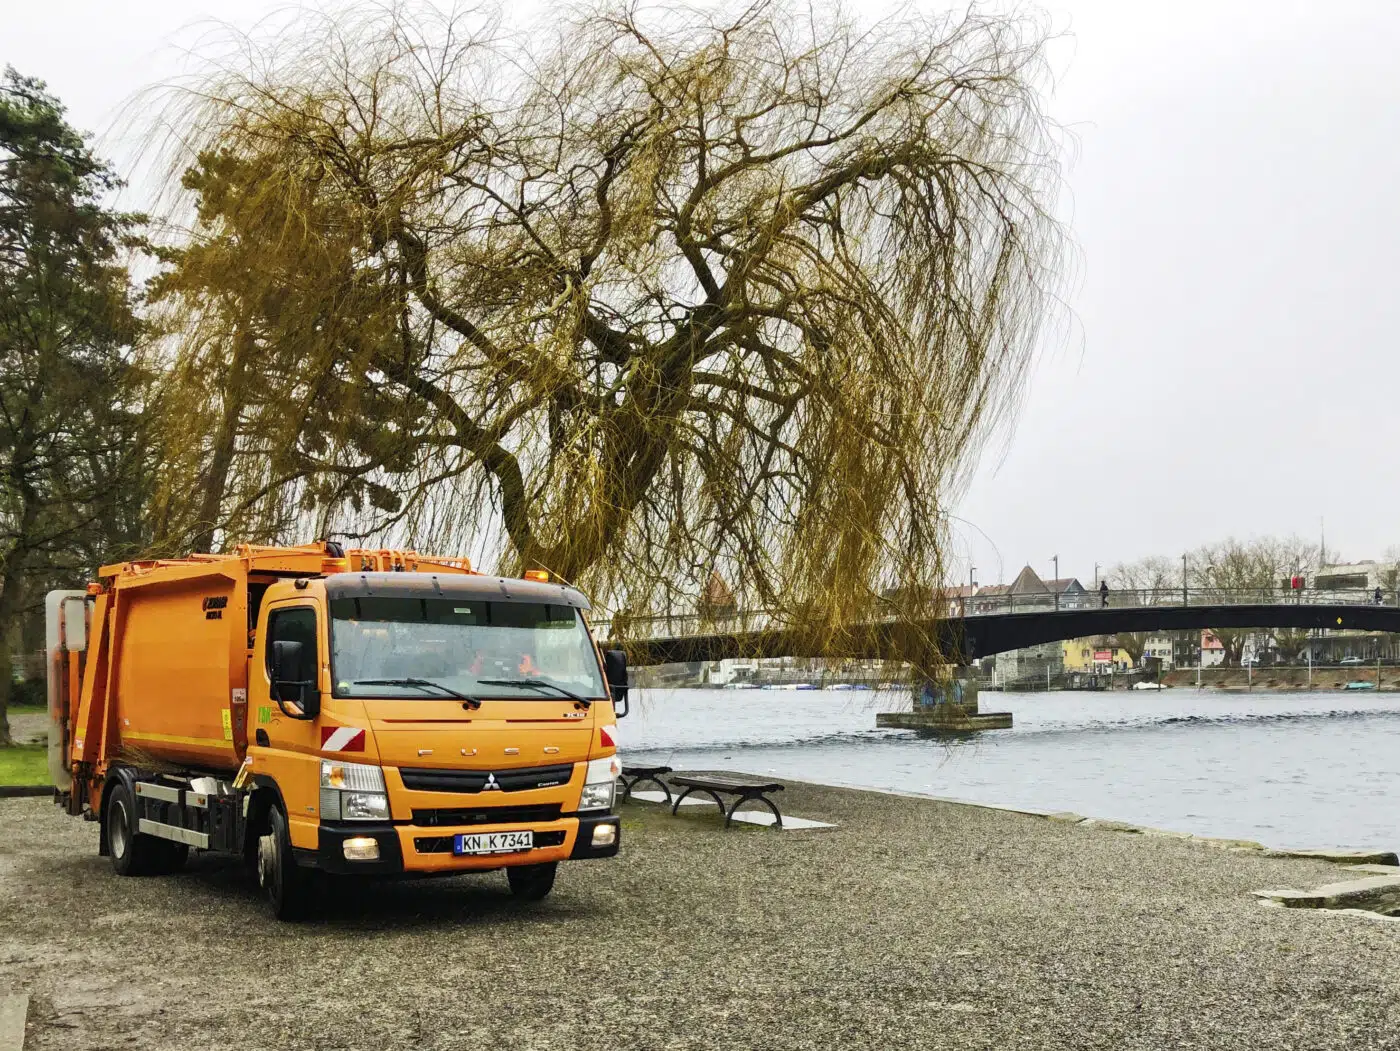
[[248, 571, 623, 912]]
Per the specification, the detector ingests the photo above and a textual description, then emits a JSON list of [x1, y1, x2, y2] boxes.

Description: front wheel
[[506, 862, 557, 901], [257, 804, 311, 921]]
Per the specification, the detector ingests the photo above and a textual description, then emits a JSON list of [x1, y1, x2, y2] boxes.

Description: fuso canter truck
[[44, 542, 629, 919]]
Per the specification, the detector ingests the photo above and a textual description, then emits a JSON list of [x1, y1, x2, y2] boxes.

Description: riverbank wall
[[1161, 666, 1400, 691]]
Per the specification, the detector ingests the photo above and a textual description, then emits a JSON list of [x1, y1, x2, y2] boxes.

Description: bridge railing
[[596, 586, 1390, 643]]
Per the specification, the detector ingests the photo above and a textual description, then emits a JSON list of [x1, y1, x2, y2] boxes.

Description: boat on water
[[1343, 680, 1378, 691], [1132, 681, 1168, 691], [722, 682, 761, 690]]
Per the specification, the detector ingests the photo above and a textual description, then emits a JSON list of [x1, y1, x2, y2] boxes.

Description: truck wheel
[[258, 804, 311, 921], [506, 862, 557, 901], [106, 782, 160, 877]]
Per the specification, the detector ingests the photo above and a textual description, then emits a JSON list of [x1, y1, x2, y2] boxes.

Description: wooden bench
[[669, 775, 785, 829], [617, 765, 675, 804]]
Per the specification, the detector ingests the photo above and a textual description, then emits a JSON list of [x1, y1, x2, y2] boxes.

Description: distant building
[[1199, 631, 1225, 667], [974, 566, 1085, 613], [1313, 561, 1396, 593], [994, 640, 1064, 685], [1062, 636, 1136, 673], [1144, 634, 1174, 668]]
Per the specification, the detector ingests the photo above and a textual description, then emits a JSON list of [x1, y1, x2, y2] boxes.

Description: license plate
[[453, 830, 534, 855]]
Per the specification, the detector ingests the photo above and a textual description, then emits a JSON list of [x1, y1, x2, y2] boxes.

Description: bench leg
[[670, 786, 693, 814], [674, 787, 728, 817], [621, 775, 672, 805], [725, 793, 783, 829]]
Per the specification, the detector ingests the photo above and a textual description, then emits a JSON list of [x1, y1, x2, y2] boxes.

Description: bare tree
[[1106, 555, 1178, 664], [1188, 536, 1322, 665], [145, 0, 1064, 662]]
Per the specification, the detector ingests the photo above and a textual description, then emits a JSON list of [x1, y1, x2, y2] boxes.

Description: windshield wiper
[[351, 678, 482, 709], [476, 678, 592, 708]]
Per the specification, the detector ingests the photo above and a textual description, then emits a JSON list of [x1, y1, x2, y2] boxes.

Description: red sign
[[1093, 649, 1113, 661]]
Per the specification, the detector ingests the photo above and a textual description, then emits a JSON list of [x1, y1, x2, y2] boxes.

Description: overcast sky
[[8, 0, 1399, 587]]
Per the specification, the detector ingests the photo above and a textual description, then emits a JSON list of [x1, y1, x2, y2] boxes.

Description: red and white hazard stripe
[[599, 724, 617, 748], [320, 726, 366, 752]]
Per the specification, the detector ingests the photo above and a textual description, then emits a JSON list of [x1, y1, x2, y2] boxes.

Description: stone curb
[[0, 994, 27, 1051], [1253, 875, 1400, 913], [0, 786, 51, 799]]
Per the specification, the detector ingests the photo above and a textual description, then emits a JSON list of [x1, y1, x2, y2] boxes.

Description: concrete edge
[[1253, 874, 1400, 914], [0, 993, 28, 1051], [0, 786, 51, 799]]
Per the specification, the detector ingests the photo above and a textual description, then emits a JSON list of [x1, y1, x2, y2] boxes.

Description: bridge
[[600, 587, 1400, 666]]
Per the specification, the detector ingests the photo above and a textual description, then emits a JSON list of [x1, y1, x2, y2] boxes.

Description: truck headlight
[[579, 782, 615, 811], [579, 755, 621, 811], [320, 760, 388, 822]]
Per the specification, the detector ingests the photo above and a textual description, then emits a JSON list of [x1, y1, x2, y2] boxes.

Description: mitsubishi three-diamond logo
[[483, 772, 500, 791]]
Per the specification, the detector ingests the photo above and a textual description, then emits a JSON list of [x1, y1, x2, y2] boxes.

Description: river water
[[618, 688, 1400, 851]]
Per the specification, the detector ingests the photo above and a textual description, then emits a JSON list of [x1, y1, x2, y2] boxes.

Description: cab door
[[250, 599, 327, 847]]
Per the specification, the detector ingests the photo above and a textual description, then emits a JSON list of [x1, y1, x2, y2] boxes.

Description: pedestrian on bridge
[[1100, 580, 1109, 608], [1376, 586, 1384, 606]]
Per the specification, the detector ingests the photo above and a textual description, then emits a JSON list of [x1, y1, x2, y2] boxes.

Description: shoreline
[[704, 770, 1400, 862]]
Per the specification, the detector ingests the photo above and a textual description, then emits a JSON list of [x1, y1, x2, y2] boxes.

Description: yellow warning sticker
[[221, 709, 233, 741]]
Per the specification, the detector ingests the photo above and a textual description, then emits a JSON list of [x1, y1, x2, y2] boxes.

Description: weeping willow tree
[[147, 0, 1064, 665]]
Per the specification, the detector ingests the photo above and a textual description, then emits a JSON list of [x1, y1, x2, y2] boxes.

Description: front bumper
[[304, 813, 620, 875]]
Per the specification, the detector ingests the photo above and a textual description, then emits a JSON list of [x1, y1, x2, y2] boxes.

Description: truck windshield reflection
[[329, 597, 606, 699]]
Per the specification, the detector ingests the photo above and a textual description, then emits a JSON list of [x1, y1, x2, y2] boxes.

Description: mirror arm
[[272, 682, 319, 721]]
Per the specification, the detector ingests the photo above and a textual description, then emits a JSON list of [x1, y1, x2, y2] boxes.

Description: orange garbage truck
[[45, 541, 629, 919]]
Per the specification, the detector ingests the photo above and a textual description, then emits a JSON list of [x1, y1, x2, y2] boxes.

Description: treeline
[[1109, 535, 1328, 665], [0, 71, 159, 740]]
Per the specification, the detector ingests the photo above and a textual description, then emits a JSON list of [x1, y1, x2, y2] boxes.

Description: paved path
[[6, 712, 46, 746], [2, 782, 1398, 1049]]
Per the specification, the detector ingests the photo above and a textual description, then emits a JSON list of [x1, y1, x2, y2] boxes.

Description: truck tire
[[506, 862, 557, 901], [105, 782, 161, 877], [258, 803, 311, 921]]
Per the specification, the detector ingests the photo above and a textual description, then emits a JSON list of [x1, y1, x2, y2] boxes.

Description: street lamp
[[1052, 554, 1059, 610], [1181, 553, 1188, 606]]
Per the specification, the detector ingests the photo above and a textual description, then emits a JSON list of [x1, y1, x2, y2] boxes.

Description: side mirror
[[271, 640, 320, 720], [603, 649, 630, 718]]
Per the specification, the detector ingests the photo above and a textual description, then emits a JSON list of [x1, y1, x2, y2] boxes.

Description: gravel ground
[[2, 781, 1399, 1050]]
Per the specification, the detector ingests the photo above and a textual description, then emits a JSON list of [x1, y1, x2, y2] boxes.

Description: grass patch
[[0, 744, 50, 787], [8, 704, 46, 715]]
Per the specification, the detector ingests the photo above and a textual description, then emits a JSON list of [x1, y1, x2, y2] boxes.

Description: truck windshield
[[328, 597, 606, 700]]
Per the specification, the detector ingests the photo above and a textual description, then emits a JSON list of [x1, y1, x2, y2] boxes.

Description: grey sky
[[8, 0, 1399, 588]]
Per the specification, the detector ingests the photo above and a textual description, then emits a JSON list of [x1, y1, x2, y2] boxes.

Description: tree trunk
[[191, 328, 252, 553], [0, 632, 14, 748], [0, 442, 39, 749]]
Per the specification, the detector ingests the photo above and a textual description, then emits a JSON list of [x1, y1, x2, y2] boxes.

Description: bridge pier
[[875, 670, 1013, 732]]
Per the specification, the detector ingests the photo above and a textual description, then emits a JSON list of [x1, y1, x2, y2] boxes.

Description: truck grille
[[412, 803, 563, 827], [415, 830, 568, 854], [398, 763, 575, 794]]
